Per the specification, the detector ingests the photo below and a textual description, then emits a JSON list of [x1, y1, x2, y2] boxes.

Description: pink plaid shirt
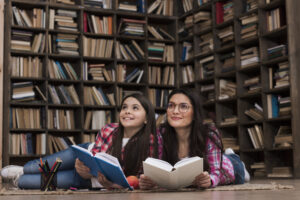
[[206, 126, 235, 187]]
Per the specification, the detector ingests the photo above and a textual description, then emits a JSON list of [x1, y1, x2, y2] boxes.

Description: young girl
[[139, 89, 249, 189], [75, 93, 162, 189], [1, 93, 162, 189]]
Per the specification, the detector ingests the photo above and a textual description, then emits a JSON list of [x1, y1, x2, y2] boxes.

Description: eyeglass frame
[[166, 102, 192, 113]]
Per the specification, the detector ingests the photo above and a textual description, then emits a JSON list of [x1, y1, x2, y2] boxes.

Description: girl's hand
[[192, 171, 212, 188], [139, 174, 157, 190], [97, 172, 123, 190], [75, 158, 93, 179]]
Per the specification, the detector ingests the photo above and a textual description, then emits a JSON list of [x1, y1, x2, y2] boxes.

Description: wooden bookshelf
[[2, 0, 177, 166], [178, 0, 300, 178]]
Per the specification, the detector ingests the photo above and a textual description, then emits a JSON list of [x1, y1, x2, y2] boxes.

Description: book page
[[95, 152, 121, 168], [174, 156, 202, 168], [143, 157, 173, 172]]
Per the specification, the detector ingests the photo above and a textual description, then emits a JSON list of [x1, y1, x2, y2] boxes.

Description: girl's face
[[119, 97, 147, 130], [167, 93, 194, 130]]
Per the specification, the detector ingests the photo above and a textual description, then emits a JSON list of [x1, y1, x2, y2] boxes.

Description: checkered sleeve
[[91, 123, 119, 155]]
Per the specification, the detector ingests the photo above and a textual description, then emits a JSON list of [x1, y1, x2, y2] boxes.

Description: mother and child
[[1, 89, 249, 190]]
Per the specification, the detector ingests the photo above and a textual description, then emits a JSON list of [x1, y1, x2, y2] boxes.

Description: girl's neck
[[175, 127, 191, 159], [123, 127, 140, 138]]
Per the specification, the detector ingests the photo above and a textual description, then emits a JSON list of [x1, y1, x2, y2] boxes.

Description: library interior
[[0, 0, 300, 199]]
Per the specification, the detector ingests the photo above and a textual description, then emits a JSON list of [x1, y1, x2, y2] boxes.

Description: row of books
[[247, 124, 264, 149], [84, 110, 112, 130], [48, 135, 76, 154], [9, 133, 46, 155], [11, 30, 45, 53], [83, 13, 113, 34], [267, 94, 291, 118], [182, 65, 194, 84], [267, 7, 286, 32], [10, 108, 42, 129], [47, 109, 75, 130], [48, 84, 80, 105], [147, 0, 173, 16], [181, 42, 193, 61], [216, 0, 234, 25], [116, 65, 144, 83], [115, 40, 145, 60], [12, 6, 45, 28], [83, 37, 113, 57], [147, 25, 174, 40], [10, 56, 42, 78], [148, 88, 170, 108], [83, 86, 115, 106], [84, 63, 115, 81], [148, 66, 175, 85], [48, 60, 79, 80]]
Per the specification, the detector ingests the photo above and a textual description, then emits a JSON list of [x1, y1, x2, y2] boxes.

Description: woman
[[139, 89, 249, 189], [1, 93, 162, 189]]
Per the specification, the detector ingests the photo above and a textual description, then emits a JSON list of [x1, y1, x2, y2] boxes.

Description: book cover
[[71, 145, 132, 190]]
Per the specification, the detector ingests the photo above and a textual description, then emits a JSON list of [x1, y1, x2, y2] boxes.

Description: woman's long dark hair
[[108, 93, 157, 176], [162, 89, 223, 170]]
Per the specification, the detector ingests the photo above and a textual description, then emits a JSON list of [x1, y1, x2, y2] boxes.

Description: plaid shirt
[[91, 123, 163, 174], [206, 126, 235, 187]]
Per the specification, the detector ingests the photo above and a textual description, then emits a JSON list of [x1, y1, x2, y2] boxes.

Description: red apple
[[126, 175, 139, 189]]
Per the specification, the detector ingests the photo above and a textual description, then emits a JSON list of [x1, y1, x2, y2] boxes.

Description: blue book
[[71, 145, 132, 190], [271, 95, 279, 118]]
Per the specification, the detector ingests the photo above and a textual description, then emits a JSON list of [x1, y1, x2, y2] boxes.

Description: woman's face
[[167, 93, 194, 130], [119, 97, 147, 130]]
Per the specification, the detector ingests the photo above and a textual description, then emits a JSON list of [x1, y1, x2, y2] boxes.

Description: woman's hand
[[192, 171, 212, 188], [139, 174, 157, 190], [97, 172, 123, 190], [75, 158, 93, 179]]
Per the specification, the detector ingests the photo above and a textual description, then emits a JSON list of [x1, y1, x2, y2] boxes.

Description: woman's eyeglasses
[[167, 103, 191, 113]]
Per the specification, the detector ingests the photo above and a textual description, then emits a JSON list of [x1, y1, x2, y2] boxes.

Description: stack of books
[[219, 79, 236, 100], [194, 11, 211, 29], [250, 162, 266, 178], [118, 2, 137, 12], [217, 26, 234, 46], [198, 33, 213, 54], [12, 82, 35, 102], [118, 18, 146, 36], [267, 44, 287, 59], [271, 61, 289, 88], [244, 103, 263, 121], [243, 76, 261, 93], [244, 0, 258, 12], [274, 125, 293, 148], [52, 34, 79, 55], [200, 84, 215, 103], [240, 47, 259, 68], [199, 55, 214, 79], [50, 9, 78, 31], [84, 0, 112, 9], [220, 52, 235, 73], [240, 13, 258, 40]]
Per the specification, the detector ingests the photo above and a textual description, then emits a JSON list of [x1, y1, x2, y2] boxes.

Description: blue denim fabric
[[224, 153, 245, 184], [18, 143, 91, 189]]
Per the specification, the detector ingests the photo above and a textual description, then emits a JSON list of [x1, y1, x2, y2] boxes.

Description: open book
[[71, 145, 131, 190], [143, 156, 203, 189]]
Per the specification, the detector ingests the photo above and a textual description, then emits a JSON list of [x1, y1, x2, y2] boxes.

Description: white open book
[[143, 156, 203, 189]]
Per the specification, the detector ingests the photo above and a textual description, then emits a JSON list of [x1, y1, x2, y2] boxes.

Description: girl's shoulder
[[100, 123, 119, 137]]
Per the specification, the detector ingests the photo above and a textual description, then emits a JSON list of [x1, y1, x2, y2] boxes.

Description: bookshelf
[[2, 0, 177, 166], [178, 0, 300, 178]]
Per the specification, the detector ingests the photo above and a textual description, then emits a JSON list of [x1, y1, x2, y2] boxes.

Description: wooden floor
[[0, 179, 299, 200]]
